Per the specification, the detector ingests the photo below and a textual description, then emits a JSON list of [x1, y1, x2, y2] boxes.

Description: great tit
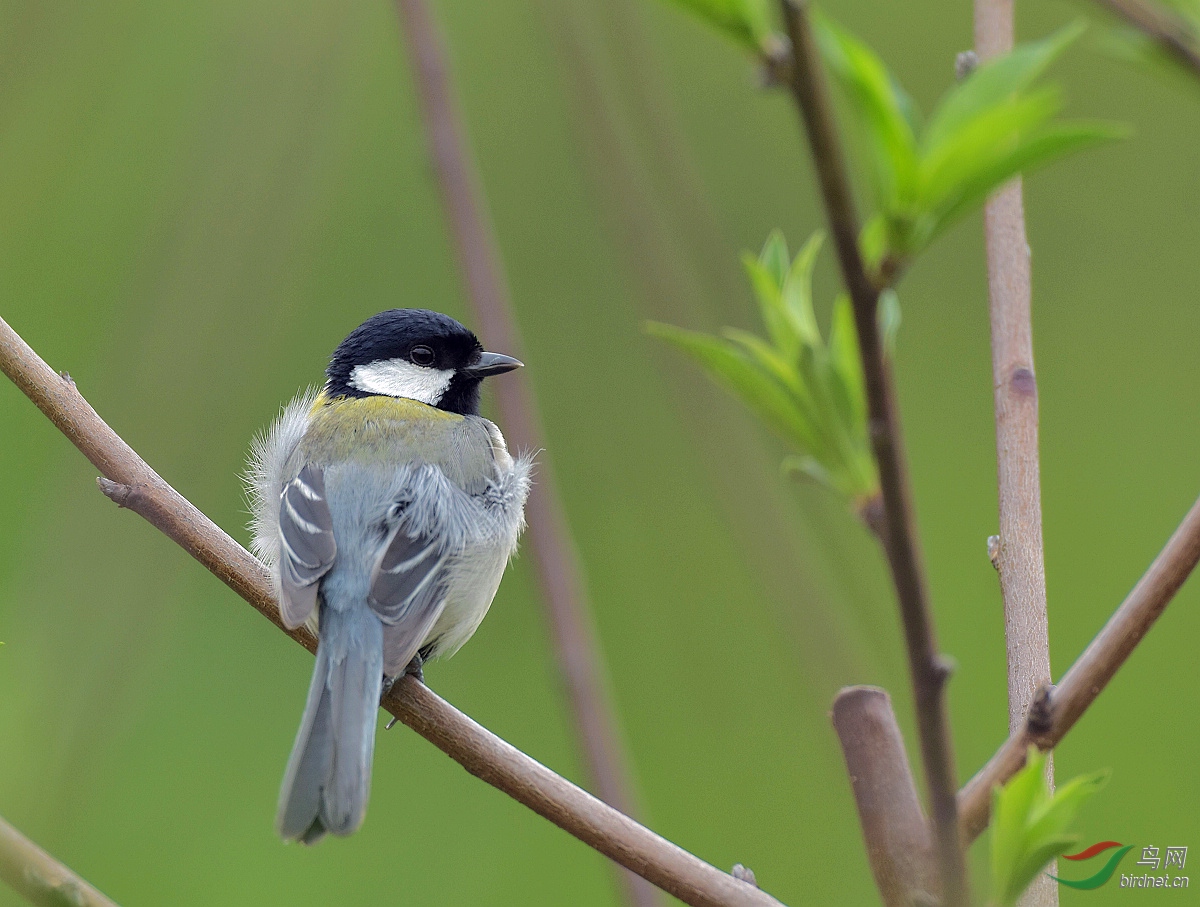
[[246, 308, 531, 844]]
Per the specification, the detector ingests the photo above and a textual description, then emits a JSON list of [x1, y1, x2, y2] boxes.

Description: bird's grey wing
[[278, 464, 337, 629], [369, 520, 450, 675]]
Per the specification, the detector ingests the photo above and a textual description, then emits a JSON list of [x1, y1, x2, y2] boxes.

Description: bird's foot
[[404, 651, 425, 684], [382, 654, 425, 730], [380, 653, 423, 701]]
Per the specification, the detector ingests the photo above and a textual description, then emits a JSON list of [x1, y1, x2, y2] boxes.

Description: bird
[[245, 308, 531, 844]]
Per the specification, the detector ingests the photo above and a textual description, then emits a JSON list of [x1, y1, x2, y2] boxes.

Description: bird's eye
[[409, 345, 435, 367]]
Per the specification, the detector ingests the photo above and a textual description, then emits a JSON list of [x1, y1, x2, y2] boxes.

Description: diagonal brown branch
[[974, 2, 1056, 903], [776, 2, 969, 904], [390, 5, 658, 906], [0, 315, 783, 907], [0, 814, 120, 907], [958, 491, 1200, 840], [1091, 0, 1200, 77]]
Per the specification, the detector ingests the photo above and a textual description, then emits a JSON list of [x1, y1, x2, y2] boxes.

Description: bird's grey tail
[[276, 608, 383, 845]]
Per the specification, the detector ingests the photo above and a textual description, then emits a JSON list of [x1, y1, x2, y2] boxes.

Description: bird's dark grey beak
[[467, 351, 523, 377]]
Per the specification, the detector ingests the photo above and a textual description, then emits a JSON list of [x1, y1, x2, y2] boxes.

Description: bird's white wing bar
[[278, 464, 337, 629], [369, 521, 452, 675], [368, 524, 449, 624]]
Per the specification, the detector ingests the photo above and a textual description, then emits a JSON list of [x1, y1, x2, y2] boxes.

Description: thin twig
[[0, 814, 120, 907], [0, 315, 783, 907], [1091, 0, 1200, 77], [390, 6, 657, 906], [958, 491, 1200, 840], [776, 2, 969, 904], [974, 2, 1056, 903], [831, 688, 939, 907]]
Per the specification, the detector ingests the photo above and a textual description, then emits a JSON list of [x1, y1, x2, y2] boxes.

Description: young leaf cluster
[[653, 0, 1125, 283], [647, 232, 879, 503], [990, 748, 1110, 906], [816, 18, 1127, 276]]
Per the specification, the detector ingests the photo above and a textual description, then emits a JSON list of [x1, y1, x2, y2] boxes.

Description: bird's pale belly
[[425, 541, 509, 659]]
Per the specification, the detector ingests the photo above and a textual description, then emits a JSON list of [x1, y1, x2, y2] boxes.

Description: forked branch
[[776, 2, 968, 903], [958, 491, 1200, 839], [0, 316, 781, 907]]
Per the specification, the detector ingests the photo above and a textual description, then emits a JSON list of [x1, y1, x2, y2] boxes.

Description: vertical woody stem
[[778, 3, 969, 904], [392, 3, 658, 905], [974, 2, 1056, 904]]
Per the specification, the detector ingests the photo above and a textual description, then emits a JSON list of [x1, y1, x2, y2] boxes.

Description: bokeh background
[[1, 0, 1197, 904]]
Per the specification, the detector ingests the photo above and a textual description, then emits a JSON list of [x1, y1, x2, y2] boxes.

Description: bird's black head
[[324, 309, 522, 416]]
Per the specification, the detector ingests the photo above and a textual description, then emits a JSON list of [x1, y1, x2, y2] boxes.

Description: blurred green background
[[1, 0, 1197, 904]]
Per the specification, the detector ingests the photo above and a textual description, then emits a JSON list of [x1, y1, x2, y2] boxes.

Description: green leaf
[[720, 326, 800, 390], [990, 748, 1110, 906], [780, 232, 824, 347], [992, 749, 1047, 902], [920, 86, 1065, 209], [828, 294, 865, 407], [644, 321, 820, 453], [813, 14, 1126, 270], [814, 12, 919, 211], [923, 22, 1086, 154], [758, 229, 790, 288], [1007, 835, 1082, 903], [1026, 767, 1111, 843], [926, 121, 1127, 244], [658, 0, 774, 53], [796, 343, 860, 478], [916, 24, 1127, 253], [646, 231, 881, 501], [742, 254, 797, 361], [721, 328, 837, 466], [827, 296, 871, 490]]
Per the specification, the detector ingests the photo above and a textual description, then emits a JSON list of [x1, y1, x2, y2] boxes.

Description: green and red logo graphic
[[1050, 841, 1190, 890], [1049, 841, 1134, 890]]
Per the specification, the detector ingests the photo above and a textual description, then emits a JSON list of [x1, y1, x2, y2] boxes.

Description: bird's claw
[[381, 654, 425, 731], [404, 651, 425, 684]]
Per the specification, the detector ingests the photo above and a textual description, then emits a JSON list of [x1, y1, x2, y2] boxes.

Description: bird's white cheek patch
[[349, 359, 454, 405]]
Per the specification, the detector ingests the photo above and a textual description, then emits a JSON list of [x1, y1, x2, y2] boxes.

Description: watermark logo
[[1048, 842, 1188, 891], [1049, 841, 1133, 890]]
